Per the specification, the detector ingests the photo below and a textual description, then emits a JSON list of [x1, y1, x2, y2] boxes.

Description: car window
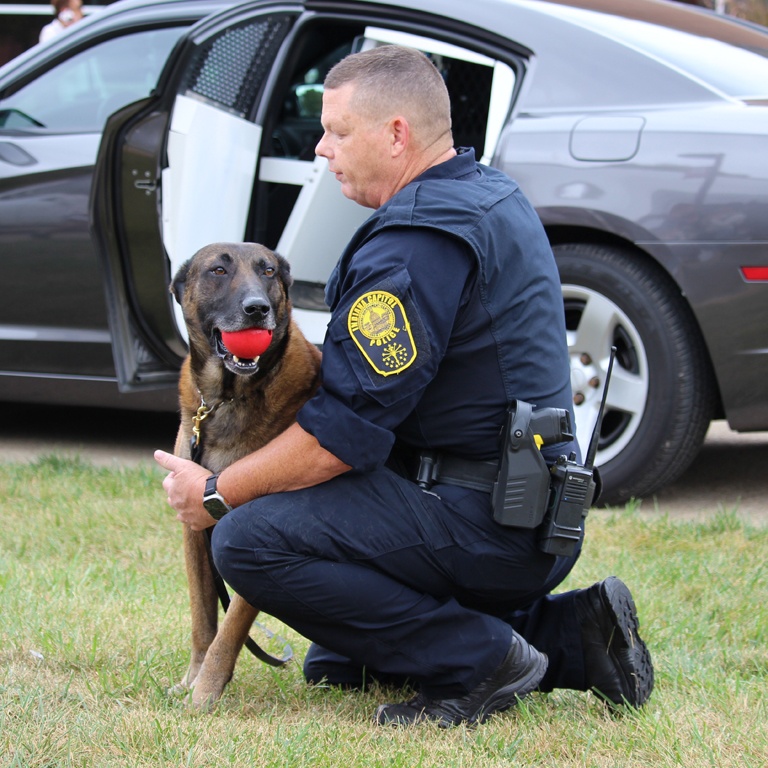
[[0, 27, 185, 133], [181, 16, 293, 116], [551, 4, 768, 100], [619, 25, 768, 100]]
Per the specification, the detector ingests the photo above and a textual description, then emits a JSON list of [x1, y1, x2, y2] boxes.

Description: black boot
[[375, 633, 548, 727], [576, 576, 654, 708]]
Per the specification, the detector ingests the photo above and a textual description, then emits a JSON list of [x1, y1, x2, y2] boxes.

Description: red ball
[[220, 329, 273, 358]]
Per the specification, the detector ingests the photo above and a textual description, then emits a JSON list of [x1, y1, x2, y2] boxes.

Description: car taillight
[[741, 267, 768, 282]]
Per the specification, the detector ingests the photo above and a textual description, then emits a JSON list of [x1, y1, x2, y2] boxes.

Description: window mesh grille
[[440, 58, 493, 158], [184, 16, 291, 116]]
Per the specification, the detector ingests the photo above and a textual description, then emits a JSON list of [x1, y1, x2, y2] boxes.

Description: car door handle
[[133, 178, 157, 193]]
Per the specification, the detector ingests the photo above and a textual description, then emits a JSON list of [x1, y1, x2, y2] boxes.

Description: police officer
[[155, 44, 653, 726]]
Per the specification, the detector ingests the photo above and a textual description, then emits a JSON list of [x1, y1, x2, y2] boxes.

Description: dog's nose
[[242, 296, 271, 318]]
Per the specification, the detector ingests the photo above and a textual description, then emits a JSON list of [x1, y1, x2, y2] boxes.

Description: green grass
[[1, 456, 766, 767]]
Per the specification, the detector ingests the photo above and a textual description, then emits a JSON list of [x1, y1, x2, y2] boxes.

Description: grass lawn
[[1, 456, 765, 767]]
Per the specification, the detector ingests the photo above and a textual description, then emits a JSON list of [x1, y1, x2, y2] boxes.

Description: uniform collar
[[411, 146, 478, 184]]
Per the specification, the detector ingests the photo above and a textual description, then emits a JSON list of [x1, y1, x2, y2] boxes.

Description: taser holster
[[491, 400, 578, 525], [491, 401, 552, 528]]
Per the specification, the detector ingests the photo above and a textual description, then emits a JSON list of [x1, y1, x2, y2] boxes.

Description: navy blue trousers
[[211, 467, 589, 699]]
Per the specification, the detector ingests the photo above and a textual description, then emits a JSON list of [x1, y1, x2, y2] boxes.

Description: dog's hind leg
[[176, 525, 219, 692], [190, 594, 258, 709]]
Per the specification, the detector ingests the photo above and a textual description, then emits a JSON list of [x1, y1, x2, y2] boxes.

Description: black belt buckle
[[415, 450, 441, 490]]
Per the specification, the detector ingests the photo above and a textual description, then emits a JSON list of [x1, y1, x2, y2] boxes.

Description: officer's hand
[[154, 450, 217, 531]]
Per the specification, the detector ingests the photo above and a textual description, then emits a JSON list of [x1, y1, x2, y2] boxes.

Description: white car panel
[[162, 94, 262, 339]]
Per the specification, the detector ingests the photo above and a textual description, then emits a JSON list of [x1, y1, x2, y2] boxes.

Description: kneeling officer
[[156, 44, 653, 726]]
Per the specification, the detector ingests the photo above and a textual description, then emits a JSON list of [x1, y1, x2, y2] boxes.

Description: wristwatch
[[202, 473, 232, 520]]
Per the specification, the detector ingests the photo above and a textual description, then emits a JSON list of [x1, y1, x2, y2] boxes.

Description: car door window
[[0, 27, 185, 133], [181, 18, 292, 117]]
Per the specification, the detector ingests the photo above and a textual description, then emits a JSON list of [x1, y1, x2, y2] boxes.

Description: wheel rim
[[562, 284, 649, 465]]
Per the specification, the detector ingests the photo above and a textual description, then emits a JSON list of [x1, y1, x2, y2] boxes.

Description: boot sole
[[600, 576, 654, 707]]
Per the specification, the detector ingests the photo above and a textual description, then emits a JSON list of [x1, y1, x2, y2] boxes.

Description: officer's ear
[[390, 116, 409, 157]]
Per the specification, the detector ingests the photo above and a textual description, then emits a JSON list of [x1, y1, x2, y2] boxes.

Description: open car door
[[92, 0, 519, 395], [92, 5, 304, 393]]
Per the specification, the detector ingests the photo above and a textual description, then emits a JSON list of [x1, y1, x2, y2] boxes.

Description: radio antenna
[[584, 345, 617, 470]]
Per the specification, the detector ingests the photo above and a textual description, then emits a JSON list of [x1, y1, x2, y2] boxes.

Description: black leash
[[189, 399, 293, 667], [202, 528, 292, 667]]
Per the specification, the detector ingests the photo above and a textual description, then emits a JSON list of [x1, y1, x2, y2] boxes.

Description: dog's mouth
[[214, 329, 271, 375]]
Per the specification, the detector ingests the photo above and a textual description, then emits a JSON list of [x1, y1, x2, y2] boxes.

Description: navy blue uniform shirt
[[297, 149, 576, 473]]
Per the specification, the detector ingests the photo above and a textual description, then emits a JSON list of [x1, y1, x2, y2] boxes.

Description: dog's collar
[[191, 391, 234, 452]]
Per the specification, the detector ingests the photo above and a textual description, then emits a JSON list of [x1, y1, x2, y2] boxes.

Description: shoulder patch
[[347, 291, 418, 376]]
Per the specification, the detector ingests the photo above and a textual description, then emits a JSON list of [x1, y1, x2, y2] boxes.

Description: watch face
[[203, 496, 230, 520], [203, 474, 230, 519]]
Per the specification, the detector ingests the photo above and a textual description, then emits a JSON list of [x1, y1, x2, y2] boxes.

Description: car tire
[[553, 243, 717, 506]]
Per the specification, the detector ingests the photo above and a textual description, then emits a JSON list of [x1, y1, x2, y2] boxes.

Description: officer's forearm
[[216, 422, 351, 507]]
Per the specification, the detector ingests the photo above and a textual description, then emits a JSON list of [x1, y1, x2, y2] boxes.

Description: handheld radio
[[537, 346, 617, 556]]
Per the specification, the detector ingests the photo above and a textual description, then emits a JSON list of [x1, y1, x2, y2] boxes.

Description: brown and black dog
[[170, 242, 321, 708]]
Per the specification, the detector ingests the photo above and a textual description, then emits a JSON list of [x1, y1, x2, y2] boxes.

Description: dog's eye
[[264, 267, 276, 277], [210, 266, 227, 276]]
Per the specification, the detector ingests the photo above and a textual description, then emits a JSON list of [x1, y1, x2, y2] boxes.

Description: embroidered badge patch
[[347, 290, 418, 376]]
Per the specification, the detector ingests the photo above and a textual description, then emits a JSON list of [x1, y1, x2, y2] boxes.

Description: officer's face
[[316, 84, 397, 209]]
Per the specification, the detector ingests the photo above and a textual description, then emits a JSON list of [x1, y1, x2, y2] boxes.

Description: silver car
[[3, 0, 768, 505]]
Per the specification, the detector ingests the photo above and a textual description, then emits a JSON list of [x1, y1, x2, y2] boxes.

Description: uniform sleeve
[[297, 227, 474, 472]]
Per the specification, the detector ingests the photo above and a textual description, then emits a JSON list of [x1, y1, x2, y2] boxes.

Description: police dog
[[170, 242, 321, 708]]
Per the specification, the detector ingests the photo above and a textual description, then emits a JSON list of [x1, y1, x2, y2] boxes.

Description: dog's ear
[[275, 252, 294, 291], [170, 260, 191, 305]]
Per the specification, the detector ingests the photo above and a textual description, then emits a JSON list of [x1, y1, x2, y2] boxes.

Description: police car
[[3, 0, 768, 505]]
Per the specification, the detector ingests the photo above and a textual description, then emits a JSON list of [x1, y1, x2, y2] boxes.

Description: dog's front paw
[[186, 659, 232, 710], [189, 687, 221, 711]]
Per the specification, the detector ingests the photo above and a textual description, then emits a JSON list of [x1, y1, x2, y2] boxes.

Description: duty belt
[[414, 450, 498, 493]]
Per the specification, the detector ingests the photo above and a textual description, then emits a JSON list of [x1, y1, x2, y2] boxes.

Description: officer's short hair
[[324, 45, 452, 148]]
